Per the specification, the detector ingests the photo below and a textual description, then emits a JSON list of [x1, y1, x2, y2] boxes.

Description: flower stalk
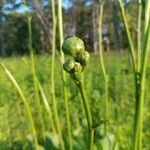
[[37, 80, 56, 135], [77, 77, 94, 150], [58, 0, 73, 149], [137, 0, 142, 71], [98, 1, 109, 134], [51, 0, 65, 149], [117, 0, 150, 149], [62, 36, 94, 150], [28, 16, 45, 141]]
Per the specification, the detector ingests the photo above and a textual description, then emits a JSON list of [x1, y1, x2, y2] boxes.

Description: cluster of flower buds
[[62, 36, 90, 84]]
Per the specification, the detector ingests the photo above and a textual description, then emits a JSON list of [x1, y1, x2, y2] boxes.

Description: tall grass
[[0, 0, 149, 149], [117, 0, 150, 149], [0, 64, 39, 150], [58, 0, 73, 149], [37, 79, 56, 135], [98, 0, 109, 134], [28, 16, 45, 141], [21, 54, 56, 135], [51, 0, 65, 149]]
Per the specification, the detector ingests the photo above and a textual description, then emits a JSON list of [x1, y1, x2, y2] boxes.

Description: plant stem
[[134, 10, 150, 150], [117, 0, 136, 74], [37, 80, 56, 135], [133, 0, 142, 148], [98, 3, 108, 134], [51, 0, 65, 149], [137, 0, 142, 72], [117, 0, 150, 149], [77, 78, 94, 150], [58, 0, 73, 149], [1, 64, 39, 150], [28, 16, 45, 140]]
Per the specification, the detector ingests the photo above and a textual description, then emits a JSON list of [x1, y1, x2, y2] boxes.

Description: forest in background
[[0, 0, 149, 149], [0, 0, 144, 56]]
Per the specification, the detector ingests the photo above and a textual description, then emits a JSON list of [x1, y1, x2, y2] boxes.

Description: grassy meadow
[[0, 52, 149, 149]]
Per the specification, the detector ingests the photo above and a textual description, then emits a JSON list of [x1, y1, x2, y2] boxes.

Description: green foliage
[[0, 53, 150, 149]]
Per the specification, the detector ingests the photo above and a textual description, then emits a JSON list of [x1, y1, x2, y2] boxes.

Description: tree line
[[0, 0, 144, 56]]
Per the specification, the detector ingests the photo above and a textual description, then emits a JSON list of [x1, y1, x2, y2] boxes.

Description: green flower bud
[[74, 62, 83, 74], [70, 73, 83, 84], [62, 36, 85, 57], [76, 51, 90, 70], [63, 59, 75, 73]]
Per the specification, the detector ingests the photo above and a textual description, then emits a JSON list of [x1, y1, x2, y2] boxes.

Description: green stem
[[118, 0, 150, 149], [51, 0, 65, 149], [98, 3, 108, 134], [117, 0, 136, 74], [28, 16, 45, 140], [58, 0, 73, 149], [134, 11, 150, 150], [104, 78, 108, 133], [117, 3, 150, 150], [63, 79, 73, 150], [137, 0, 142, 72], [1, 64, 39, 150], [77, 78, 94, 150], [37, 80, 56, 135], [134, 0, 142, 148]]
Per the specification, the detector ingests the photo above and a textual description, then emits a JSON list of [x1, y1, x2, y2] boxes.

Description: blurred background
[[0, 0, 139, 56], [0, 0, 150, 149]]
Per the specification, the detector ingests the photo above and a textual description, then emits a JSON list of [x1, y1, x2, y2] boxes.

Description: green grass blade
[[28, 16, 46, 140], [98, 2, 109, 134], [37, 79, 56, 135], [58, 0, 73, 149], [117, 0, 136, 73], [0, 64, 39, 150], [51, 0, 65, 149]]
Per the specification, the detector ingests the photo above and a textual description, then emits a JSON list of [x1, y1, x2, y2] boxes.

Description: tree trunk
[[92, 0, 99, 54], [0, 36, 5, 56], [112, 1, 121, 51], [72, 7, 77, 34]]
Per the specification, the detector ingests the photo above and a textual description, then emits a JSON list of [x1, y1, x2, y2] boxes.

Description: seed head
[[75, 51, 90, 70], [62, 36, 85, 57], [63, 59, 75, 73], [62, 36, 90, 84]]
